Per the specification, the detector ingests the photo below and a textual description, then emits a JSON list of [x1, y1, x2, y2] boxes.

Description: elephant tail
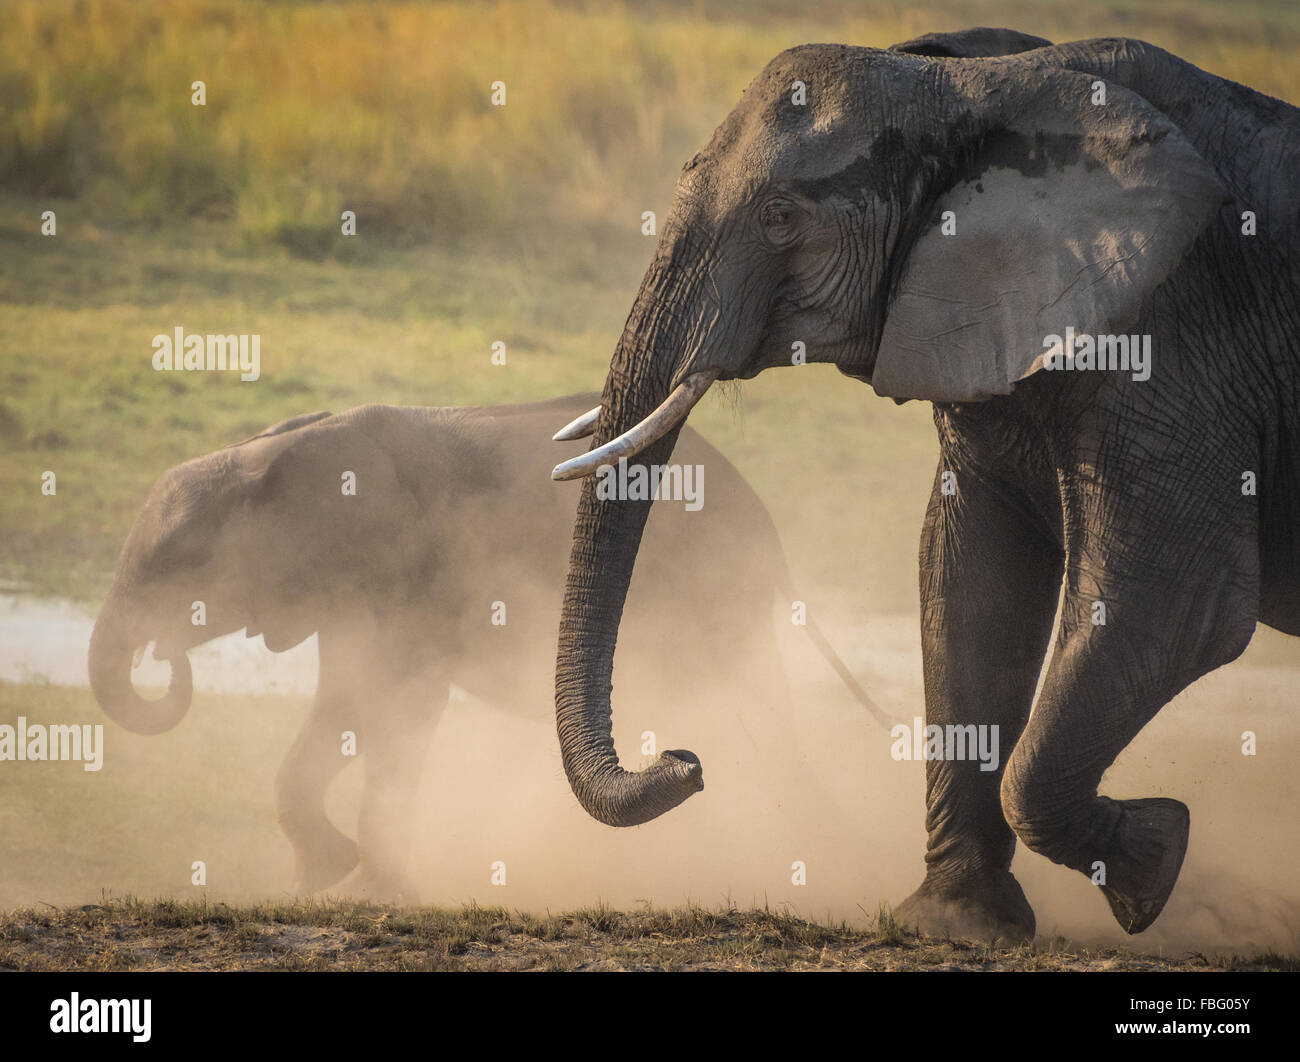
[[774, 565, 897, 730]]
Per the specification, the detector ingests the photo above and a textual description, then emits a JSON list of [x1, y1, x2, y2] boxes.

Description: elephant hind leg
[[1000, 586, 1255, 934]]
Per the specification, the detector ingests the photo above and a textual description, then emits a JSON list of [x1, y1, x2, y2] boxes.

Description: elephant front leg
[[276, 686, 362, 894], [894, 465, 1063, 942]]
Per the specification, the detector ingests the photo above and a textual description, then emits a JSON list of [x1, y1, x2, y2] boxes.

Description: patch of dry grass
[[1, 897, 1295, 971]]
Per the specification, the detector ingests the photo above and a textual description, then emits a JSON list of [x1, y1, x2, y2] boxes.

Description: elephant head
[[551, 41, 1228, 826], [90, 408, 416, 734]]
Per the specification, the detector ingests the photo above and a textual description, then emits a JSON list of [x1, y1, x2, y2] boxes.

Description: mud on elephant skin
[[90, 394, 869, 898], [551, 30, 1300, 941]]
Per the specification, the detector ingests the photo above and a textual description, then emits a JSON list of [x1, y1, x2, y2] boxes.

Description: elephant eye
[[759, 197, 800, 245], [761, 201, 791, 226]]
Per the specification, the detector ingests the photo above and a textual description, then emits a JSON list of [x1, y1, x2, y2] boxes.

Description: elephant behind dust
[[90, 393, 875, 897]]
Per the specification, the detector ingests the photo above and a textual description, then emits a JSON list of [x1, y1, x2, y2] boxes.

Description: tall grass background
[[4, 0, 1298, 253], [1, 0, 1297, 616]]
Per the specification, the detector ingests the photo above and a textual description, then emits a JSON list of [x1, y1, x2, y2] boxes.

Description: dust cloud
[[2, 497, 1297, 958], [392, 590, 1300, 955]]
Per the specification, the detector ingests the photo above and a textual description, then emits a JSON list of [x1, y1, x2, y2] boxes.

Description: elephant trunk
[[554, 250, 710, 826], [88, 595, 193, 735]]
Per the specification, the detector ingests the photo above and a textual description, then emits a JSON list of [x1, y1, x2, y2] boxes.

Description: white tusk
[[552, 405, 602, 441], [552, 370, 719, 481]]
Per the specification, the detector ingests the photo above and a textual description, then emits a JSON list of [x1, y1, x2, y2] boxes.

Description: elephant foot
[[295, 833, 360, 894], [1095, 797, 1189, 935], [894, 867, 1035, 944]]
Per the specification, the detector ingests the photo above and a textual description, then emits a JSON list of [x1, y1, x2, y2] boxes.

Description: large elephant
[[551, 33, 1299, 940], [90, 395, 869, 896]]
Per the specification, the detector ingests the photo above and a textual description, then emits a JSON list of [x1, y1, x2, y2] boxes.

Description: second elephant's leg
[[895, 465, 1063, 941], [276, 669, 362, 893]]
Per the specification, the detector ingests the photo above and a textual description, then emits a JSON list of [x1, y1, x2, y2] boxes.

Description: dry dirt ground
[[0, 899, 1293, 972]]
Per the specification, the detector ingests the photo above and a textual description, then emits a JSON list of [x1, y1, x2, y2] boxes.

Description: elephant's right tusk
[[552, 406, 602, 442], [551, 370, 719, 481]]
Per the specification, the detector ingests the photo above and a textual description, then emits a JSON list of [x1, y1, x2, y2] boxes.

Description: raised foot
[[1097, 797, 1189, 935], [295, 833, 360, 894], [894, 868, 1035, 943]]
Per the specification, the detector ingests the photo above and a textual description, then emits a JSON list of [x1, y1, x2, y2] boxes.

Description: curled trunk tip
[[562, 747, 704, 828], [88, 611, 193, 736]]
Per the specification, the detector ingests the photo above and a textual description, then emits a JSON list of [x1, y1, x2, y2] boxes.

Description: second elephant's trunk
[[88, 597, 193, 735]]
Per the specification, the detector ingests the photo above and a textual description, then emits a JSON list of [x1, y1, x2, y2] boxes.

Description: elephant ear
[[224, 410, 332, 449], [889, 27, 1052, 58], [238, 417, 421, 651], [871, 67, 1229, 403]]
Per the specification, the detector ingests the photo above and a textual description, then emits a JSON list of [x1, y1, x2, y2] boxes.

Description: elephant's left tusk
[[552, 406, 602, 441], [551, 370, 719, 481]]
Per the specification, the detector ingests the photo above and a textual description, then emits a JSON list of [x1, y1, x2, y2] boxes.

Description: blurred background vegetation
[[5, 0, 1299, 245], [2, 0, 1298, 615]]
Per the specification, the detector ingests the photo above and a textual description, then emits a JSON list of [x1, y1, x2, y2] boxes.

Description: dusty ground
[[0, 899, 1293, 972]]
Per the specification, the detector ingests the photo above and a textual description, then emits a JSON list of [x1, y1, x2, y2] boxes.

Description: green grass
[[0, 680, 304, 907], [0, 194, 652, 598], [3, 0, 1298, 610], [0, 185, 940, 610]]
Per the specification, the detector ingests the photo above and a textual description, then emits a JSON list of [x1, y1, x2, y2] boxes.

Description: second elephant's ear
[[889, 27, 1052, 58], [871, 67, 1229, 403]]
